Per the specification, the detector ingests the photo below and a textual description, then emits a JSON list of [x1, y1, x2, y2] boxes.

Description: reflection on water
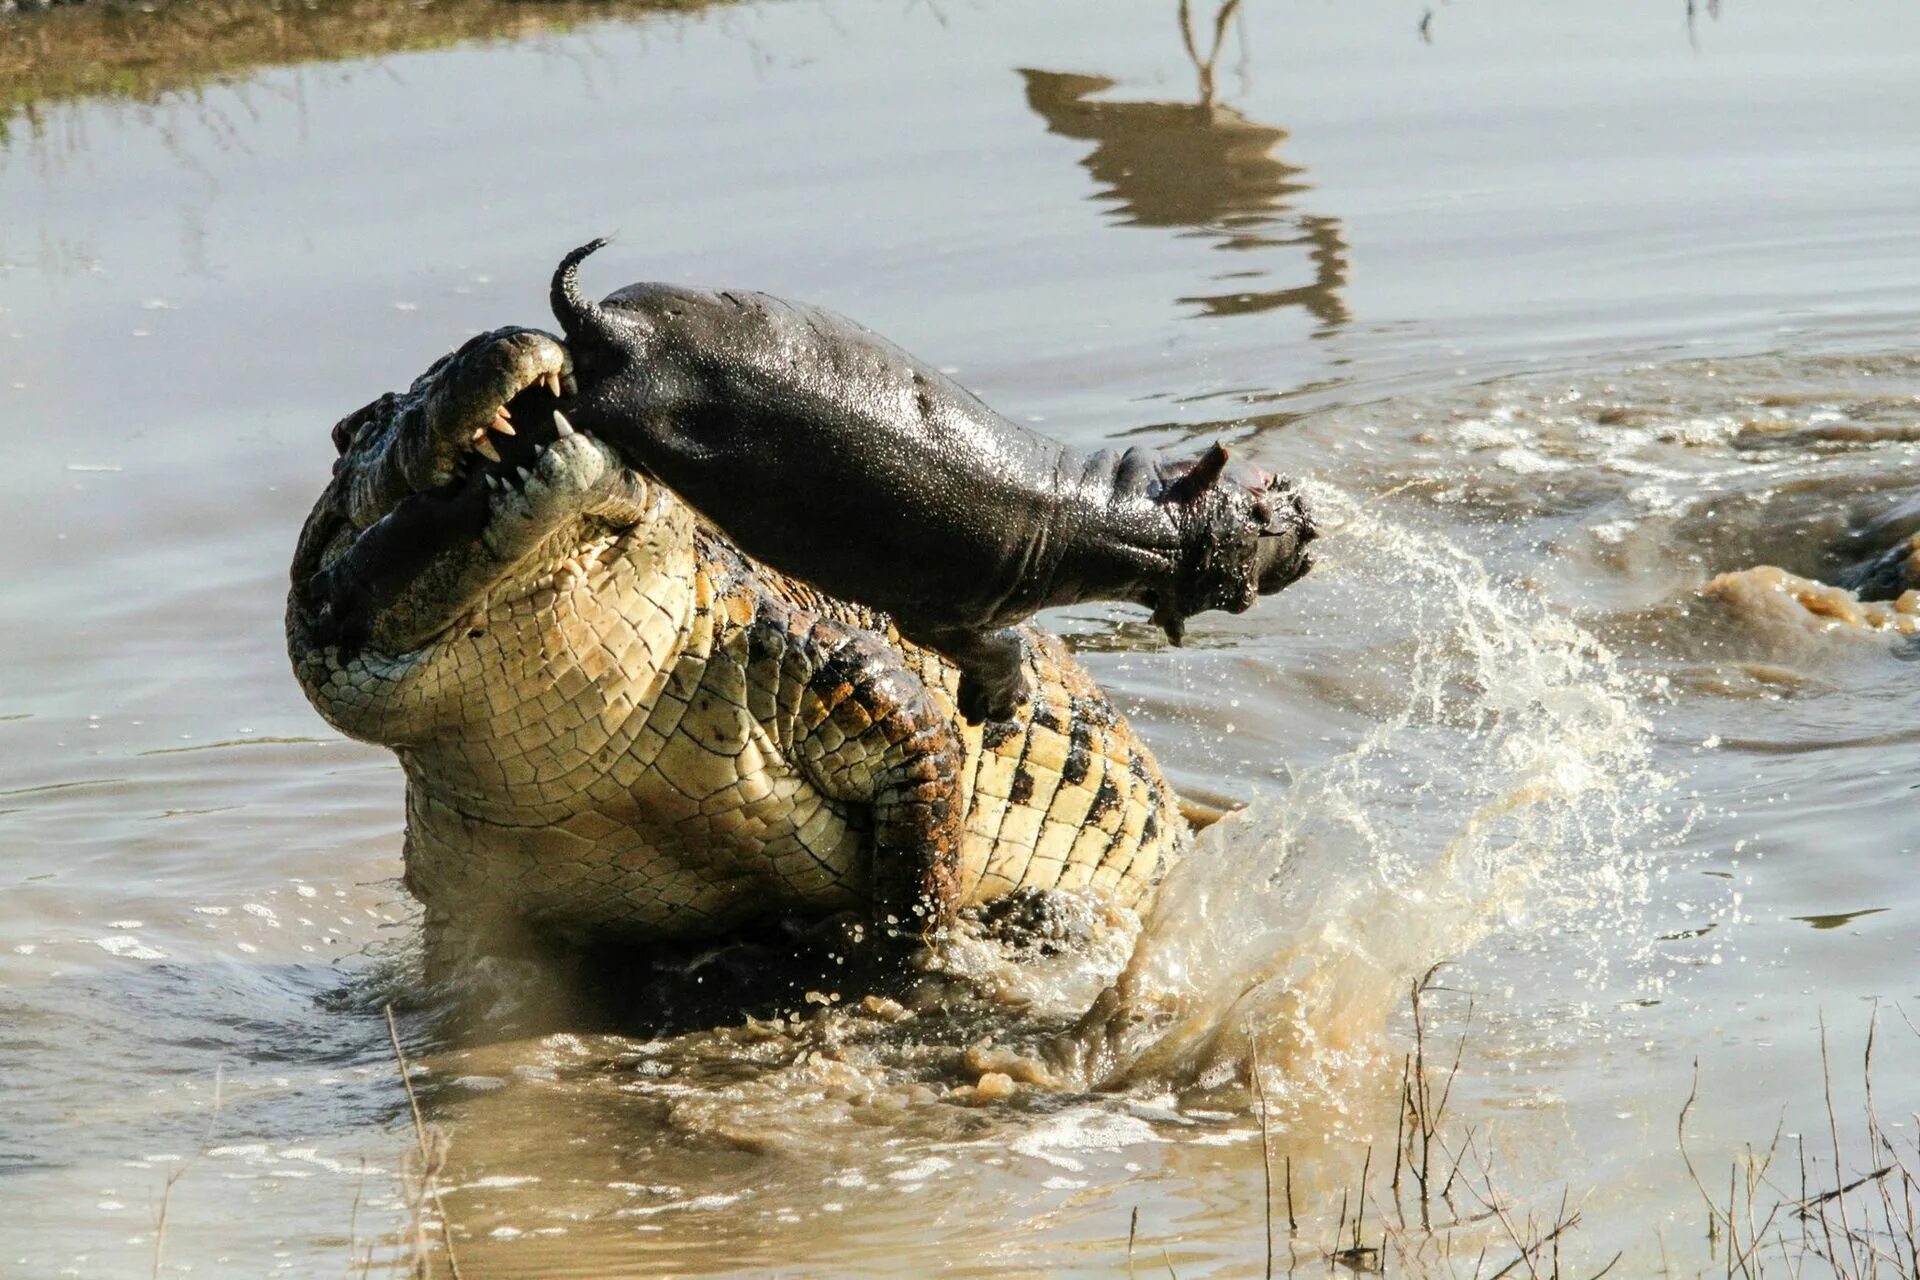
[[1791, 907, 1888, 931], [1686, 0, 1726, 53], [1019, 1, 1348, 330]]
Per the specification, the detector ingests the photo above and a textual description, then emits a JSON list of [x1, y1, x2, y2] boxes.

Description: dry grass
[[143, 969, 1920, 1277], [1219, 968, 1612, 1280], [143, 1013, 460, 1279], [150, 1065, 223, 1279], [1196, 978, 1920, 1279], [1, 0, 723, 130], [385, 1003, 463, 1280], [1678, 1006, 1920, 1279]]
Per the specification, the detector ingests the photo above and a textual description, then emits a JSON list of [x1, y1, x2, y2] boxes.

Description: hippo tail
[[550, 238, 625, 351]]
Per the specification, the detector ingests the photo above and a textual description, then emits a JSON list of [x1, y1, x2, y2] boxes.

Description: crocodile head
[[287, 326, 668, 741]]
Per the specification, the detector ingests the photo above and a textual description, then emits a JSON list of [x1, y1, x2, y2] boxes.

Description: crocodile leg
[[772, 613, 967, 941]]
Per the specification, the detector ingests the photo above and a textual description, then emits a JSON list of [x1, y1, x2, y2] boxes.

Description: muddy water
[[4, 0, 1920, 1275]]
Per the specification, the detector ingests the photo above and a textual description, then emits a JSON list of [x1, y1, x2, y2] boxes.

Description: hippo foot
[[907, 624, 1031, 725], [957, 663, 1031, 725]]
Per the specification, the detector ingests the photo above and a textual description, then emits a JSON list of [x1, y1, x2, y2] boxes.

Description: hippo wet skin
[[549, 240, 1317, 723]]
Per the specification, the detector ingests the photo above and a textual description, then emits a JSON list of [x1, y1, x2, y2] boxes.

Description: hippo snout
[[1254, 481, 1316, 596]]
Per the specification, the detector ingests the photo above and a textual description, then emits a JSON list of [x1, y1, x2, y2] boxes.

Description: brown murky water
[[4, 1, 1920, 1275]]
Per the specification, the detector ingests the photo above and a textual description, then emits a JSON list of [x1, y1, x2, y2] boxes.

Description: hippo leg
[[784, 616, 968, 941], [905, 624, 1031, 725]]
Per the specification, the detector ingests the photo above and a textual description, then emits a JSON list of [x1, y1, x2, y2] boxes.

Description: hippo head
[[1150, 442, 1317, 644]]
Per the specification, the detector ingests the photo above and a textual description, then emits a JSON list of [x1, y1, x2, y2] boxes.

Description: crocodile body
[[287, 328, 1187, 972]]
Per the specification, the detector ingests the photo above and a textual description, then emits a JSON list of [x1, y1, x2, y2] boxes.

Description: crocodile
[[286, 327, 1188, 976]]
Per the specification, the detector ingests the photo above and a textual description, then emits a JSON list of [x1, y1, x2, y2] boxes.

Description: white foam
[[1010, 1109, 1160, 1172], [1083, 486, 1668, 1092], [94, 936, 165, 960]]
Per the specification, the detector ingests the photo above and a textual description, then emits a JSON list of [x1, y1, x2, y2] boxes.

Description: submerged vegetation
[[137, 972, 1916, 1278], [0, 0, 720, 131], [1224, 980, 1920, 1279], [1230, 974, 1621, 1279], [1675, 1010, 1920, 1280]]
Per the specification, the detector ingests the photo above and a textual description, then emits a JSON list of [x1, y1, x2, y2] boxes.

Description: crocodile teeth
[[484, 474, 502, 491], [552, 409, 575, 438], [544, 372, 563, 397], [472, 434, 503, 464], [491, 411, 516, 436], [515, 466, 533, 485]]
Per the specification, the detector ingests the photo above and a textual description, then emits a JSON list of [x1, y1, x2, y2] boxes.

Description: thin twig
[[348, 1155, 369, 1280], [1795, 1164, 1900, 1216], [1354, 1146, 1373, 1252], [385, 1004, 463, 1280], [1818, 1012, 1864, 1278], [1391, 1052, 1410, 1226], [1412, 976, 1432, 1229], [152, 1066, 224, 1280], [1485, 1210, 1582, 1280], [1252, 1038, 1275, 1280], [1584, 1251, 1624, 1280], [1335, 1188, 1350, 1265], [1678, 1058, 1729, 1250]]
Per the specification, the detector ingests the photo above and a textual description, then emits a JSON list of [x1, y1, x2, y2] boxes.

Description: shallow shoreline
[[2, 0, 722, 123]]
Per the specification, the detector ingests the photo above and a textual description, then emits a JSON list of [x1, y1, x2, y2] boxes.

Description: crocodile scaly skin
[[287, 329, 1187, 970]]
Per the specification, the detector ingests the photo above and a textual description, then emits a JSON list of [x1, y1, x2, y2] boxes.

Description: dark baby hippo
[[551, 240, 1316, 722]]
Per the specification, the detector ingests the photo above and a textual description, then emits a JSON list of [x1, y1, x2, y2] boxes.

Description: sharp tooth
[[491, 412, 516, 436], [545, 372, 563, 397], [535, 442, 548, 457], [516, 466, 533, 485], [496, 403, 512, 421], [473, 436, 503, 464], [485, 474, 501, 491], [553, 410, 575, 438]]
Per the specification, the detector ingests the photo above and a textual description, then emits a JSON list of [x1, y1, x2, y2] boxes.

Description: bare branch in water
[[386, 1003, 463, 1280], [152, 1065, 224, 1280]]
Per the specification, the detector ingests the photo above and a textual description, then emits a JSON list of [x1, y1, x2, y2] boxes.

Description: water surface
[[3, 1, 1919, 1275]]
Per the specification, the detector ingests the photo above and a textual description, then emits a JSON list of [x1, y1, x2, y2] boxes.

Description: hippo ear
[[551, 239, 624, 350], [1164, 442, 1232, 505]]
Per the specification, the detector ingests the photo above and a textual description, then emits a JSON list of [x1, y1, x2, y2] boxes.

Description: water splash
[[1066, 485, 1672, 1096]]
